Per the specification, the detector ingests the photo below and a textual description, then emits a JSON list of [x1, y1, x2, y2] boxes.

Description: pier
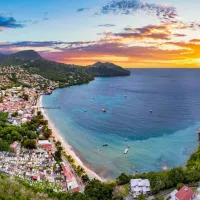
[[38, 106, 61, 109]]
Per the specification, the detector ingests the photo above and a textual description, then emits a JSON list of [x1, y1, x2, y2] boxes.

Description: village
[[0, 72, 84, 193], [0, 65, 59, 90], [0, 139, 81, 193]]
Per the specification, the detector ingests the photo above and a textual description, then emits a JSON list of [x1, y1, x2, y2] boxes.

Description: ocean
[[42, 69, 200, 179]]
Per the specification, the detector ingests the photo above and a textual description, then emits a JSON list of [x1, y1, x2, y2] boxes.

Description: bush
[[85, 180, 115, 200], [23, 139, 36, 149], [176, 183, 184, 190], [11, 111, 18, 117], [117, 173, 130, 185]]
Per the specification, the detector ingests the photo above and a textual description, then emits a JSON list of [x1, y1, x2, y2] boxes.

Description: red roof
[[32, 176, 38, 180], [62, 165, 72, 182], [175, 186, 195, 200], [69, 187, 80, 193], [42, 144, 52, 150]]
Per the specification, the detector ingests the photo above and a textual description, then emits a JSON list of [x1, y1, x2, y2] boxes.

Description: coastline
[[37, 94, 104, 182]]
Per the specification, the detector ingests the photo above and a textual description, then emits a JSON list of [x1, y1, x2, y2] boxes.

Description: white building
[[130, 179, 151, 198], [165, 189, 178, 200], [38, 140, 51, 145]]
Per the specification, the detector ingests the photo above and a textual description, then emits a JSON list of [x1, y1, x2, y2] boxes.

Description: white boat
[[102, 109, 106, 113], [125, 138, 128, 141], [124, 148, 129, 154]]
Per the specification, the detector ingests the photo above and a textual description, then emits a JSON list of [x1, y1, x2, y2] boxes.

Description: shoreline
[[38, 95, 104, 182]]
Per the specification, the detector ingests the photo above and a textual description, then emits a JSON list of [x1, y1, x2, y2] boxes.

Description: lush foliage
[[0, 139, 10, 151], [0, 112, 51, 149], [0, 173, 52, 200], [21, 59, 94, 86], [11, 111, 18, 117], [117, 166, 200, 194], [187, 146, 200, 169], [84, 180, 116, 200]]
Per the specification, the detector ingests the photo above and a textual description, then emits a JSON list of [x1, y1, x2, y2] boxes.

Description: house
[[165, 189, 178, 200], [38, 140, 52, 150], [42, 144, 52, 150], [38, 140, 51, 145], [195, 187, 200, 200], [175, 186, 195, 200], [130, 179, 150, 198], [9, 141, 19, 153]]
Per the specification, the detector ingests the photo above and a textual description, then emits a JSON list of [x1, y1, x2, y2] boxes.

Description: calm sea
[[42, 69, 200, 179]]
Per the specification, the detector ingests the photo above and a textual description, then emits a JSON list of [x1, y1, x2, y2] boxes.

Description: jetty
[[39, 106, 61, 109]]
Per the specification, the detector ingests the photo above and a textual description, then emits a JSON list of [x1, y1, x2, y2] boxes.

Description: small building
[[38, 140, 52, 150], [196, 187, 200, 200], [38, 140, 51, 145], [175, 186, 195, 200], [42, 144, 52, 150], [165, 189, 178, 200], [9, 141, 19, 153], [32, 175, 38, 181], [130, 179, 150, 198]]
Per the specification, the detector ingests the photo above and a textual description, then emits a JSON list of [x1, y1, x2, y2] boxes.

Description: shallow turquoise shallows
[[42, 69, 199, 179]]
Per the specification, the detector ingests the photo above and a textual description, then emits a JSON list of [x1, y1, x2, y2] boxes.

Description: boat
[[102, 109, 106, 113], [124, 95, 127, 98], [84, 110, 87, 112], [125, 138, 128, 141], [127, 144, 130, 148], [124, 148, 129, 154], [103, 143, 108, 147], [150, 110, 153, 113]]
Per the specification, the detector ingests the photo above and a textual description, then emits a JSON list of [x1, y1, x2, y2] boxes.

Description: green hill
[[88, 62, 130, 77], [0, 51, 94, 87], [0, 51, 130, 85]]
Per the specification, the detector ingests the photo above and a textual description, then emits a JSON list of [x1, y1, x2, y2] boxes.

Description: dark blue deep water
[[42, 69, 200, 179]]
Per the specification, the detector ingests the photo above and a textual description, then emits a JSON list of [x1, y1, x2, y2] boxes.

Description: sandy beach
[[37, 95, 104, 182]]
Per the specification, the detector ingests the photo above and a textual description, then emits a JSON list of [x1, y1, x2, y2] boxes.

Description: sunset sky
[[1, 0, 200, 68]]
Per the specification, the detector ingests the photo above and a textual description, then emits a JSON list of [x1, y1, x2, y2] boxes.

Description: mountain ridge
[[0, 50, 131, 77], [0, 50, 42, 62]]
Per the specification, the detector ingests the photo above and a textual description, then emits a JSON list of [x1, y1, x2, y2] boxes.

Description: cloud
[[77, 8, 89, 12], [1, 38, 200, 67], [173, 33, 186, 37], [19, 12, 49, 25], [190, 39, 200, 43], [0, 41, 96, 50], [98, 24, 176, 41], [99, 0, 177, 20], [0, 15, 24, 30], [98, 24, 116, 27]]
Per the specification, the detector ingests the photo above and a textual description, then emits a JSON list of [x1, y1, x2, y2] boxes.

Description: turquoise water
[[42, 69, 199, 179]]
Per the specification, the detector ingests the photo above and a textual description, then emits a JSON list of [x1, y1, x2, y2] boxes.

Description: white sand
[[38, 95, 104, 182]]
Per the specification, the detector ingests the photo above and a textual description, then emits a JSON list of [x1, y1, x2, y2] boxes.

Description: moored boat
[[124, 148, 128, 154]]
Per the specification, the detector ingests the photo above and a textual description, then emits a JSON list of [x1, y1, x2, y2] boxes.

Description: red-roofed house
[[32, 175, 38, 181], [62, 165, 72, 182], [42, 144, 52, 150], [175, 186, 195, 200], [9, 141, 19, 153]]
